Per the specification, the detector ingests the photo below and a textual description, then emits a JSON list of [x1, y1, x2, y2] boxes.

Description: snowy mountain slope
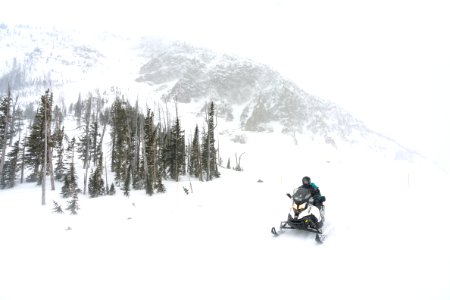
[[0, 24, 148, 102], [135, 41, 422, 163], [0, 24, 419, 164]]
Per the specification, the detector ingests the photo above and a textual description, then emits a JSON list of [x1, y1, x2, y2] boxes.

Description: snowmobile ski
[[315, 233, 327, 243], [271, 226, 279, 236]]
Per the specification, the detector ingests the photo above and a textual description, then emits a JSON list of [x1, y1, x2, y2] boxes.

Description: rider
[[299, 176, 325, 208]]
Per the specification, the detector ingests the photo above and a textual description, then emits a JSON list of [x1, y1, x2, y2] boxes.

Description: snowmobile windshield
[[293, 187, 312, 204]]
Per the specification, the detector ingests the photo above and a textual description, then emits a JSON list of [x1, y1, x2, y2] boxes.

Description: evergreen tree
[[123, 164, 131, 196], [61, 175, 71, 198], [24, 98, 43, 182], [90, 121, 101, 166], [166, 117, 185, 181], [155, 169, 166, 193], [201, 102, 220, 181], [0, 89, 12, 183], [78, 96, 92, 195], [52, 200, 63, 214], [110, 97, 129, 184], [109, 97, 139, 193], [1, 140, 20, 189], [109, 183, 116, 195], [24, 90, 54, 185], [61, 140, 80, 199], [53, 127, 66, 181], [18, 134, 26, 184], [88, 153, 105, 198], [143, 110, 156, 195], [131, 102, 142, 190], [66, 191, 80, 215], [201, 128, 208, 179], [189, 125, 202, 179], [63, 137, 75, 173], [158, 128, 168, 180], [61, 162, 80, 199]]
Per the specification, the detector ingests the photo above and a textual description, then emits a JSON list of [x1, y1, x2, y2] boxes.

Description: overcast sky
[[2, 0, 449, 169]]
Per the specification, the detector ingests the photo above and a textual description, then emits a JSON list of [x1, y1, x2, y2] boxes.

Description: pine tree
[[90, 121, 100, 166], [53, 127, 66, 181], [201, 102, 220, 181], [66, 191, 79, 215], [19, 133, 26, 184], [110, 97, 129, 184], [131, 101, 142, 190], [0, 88, 12, 183], [1, 140, 20, 189], [201, 128, 209, 179], [166, 117, 185, 181], [61, 140, 80, 199], [88, 160, 105, 198], [189, 125, 202, 179], [61, 162, 80, 199], [155, 169, 166, 193], [142, 113, 152, 196], [24, 90, 54, 186], [109, 183, 116, 195], [79, 96, 92, 195], [52, 200, 63, 214], [143, 110, 157, 195], [61, 175, 71, 198], [123, 164, 131, 196]]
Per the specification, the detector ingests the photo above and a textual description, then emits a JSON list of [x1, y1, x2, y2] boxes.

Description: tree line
[[0, 89, 220, 213]]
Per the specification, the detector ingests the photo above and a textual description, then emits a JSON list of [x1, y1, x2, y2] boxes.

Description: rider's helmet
[[302, 176, 311, 185]]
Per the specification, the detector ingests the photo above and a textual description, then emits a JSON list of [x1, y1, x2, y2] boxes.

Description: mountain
[[0, 23, 418, 162]]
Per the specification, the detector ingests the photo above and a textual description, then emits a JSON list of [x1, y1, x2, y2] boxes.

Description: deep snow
[[1, 130, 449, 300]]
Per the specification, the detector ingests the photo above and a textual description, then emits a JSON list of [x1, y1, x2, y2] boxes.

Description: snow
[[0, 24, 449, 300], [1, 125, 449, 300]]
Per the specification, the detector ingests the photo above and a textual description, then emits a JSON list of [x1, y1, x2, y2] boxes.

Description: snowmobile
[[271, 187, 327, 243]]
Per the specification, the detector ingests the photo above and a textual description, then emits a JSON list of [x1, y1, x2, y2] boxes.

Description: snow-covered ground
[[1, 129, 449, 300]]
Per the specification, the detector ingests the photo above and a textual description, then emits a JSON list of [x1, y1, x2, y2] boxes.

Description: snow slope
[[0, 131, 449, 300]]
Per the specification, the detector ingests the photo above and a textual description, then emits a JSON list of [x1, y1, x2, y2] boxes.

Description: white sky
[[1, 0, 449, 169]]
